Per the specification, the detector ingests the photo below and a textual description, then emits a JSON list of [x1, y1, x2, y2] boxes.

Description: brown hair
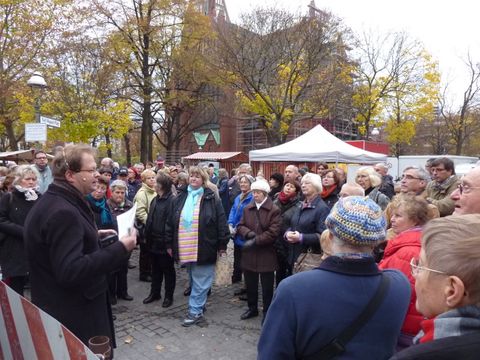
[[392, 195, 429, 226], [52, 144, 96, 178], [422, 214, 480, 304]]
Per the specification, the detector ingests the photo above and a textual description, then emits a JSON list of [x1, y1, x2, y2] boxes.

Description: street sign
[[25, 123, 47, 142], [39, 115, 61, 128]]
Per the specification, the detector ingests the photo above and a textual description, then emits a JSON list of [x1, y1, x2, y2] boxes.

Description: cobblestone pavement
[[112, 247, 261, 360]]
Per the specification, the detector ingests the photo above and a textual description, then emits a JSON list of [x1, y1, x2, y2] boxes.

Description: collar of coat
[[245, 196, 274, 211], [317, 255, 380, 276]]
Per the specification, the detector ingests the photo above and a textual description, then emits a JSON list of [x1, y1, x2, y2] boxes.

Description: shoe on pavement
[[118, 293, 134, 301], [241, 309, 259, 320], [139, 274, 152, 282], [182, 313, 204, 327], [234, 288, 246, 296], [183, 286, 191, 296], [143, 293, 161, 304], [162, 298, 173, 308]]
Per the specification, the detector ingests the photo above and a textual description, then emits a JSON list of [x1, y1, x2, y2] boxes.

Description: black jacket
[[287, 195, 329, 265], [145, 191, 174, 254], [165, 187, 229, 265], [390, 332, 480, 360], [24, 183, 129, 346], [0, 190, 39, 277]]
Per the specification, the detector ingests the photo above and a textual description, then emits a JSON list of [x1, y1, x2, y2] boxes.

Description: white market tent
[[249, 125, 387, 163]]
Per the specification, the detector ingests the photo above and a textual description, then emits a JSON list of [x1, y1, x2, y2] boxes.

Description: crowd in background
[[0, 147, 479, 359]]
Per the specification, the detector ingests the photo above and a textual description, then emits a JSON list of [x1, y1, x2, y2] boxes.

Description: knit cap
[[251, 179, 270, 194], [326, 196, 386, 245]]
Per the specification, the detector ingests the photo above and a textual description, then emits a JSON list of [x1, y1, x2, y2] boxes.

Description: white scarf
[[14, 185, 39, 201]]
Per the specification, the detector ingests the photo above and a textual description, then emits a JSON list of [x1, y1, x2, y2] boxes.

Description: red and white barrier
[[0, 281, 99, 360]]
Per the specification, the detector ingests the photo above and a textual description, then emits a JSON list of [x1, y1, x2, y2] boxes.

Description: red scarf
[[321, 184, 337, 199], [278, 191, 296, 204]]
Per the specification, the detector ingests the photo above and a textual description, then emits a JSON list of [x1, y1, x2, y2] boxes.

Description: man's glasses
[[400, 174, 422, 181], [457, 183, 480, 195]]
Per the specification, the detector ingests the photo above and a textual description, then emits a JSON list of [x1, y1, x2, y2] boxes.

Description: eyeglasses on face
[[410, 257, 447, 277], [431, 167, 446, 173], [457, 183, 480, 195], [401, 174, 422, 181], [78, 169, 98, 174]]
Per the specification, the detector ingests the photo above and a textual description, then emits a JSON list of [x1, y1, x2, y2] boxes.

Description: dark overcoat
[[24, 183, 129, 346], [165, 187, 229, 265], [145, 191, 174, 254], [286, 195, 329, 266], [236, 197, 282, 273], [0, 190, 39, 278]]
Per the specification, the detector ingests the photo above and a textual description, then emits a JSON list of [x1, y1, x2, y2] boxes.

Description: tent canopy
[[249, 125, 387, 163]]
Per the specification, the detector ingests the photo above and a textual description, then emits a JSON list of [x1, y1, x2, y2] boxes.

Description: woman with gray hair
[[0, 165, 41, 295], [355, 166, 390, 210], [285, 173, 330, 274]]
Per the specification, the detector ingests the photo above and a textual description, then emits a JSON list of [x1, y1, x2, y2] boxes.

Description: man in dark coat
[[24, 144, 137, 348]]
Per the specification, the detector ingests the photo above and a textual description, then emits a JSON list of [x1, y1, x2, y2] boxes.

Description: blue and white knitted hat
[[326, 196, 386, 245]]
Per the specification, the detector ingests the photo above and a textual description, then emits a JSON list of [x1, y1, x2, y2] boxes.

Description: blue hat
[[326, 196, 386, 245]]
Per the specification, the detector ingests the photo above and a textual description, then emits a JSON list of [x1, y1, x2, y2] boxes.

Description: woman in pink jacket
[[379, 196, 430, 350]]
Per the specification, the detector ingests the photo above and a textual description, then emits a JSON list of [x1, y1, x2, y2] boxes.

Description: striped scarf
[[178, 194, 202, 264], [415, 305, 480, 344]]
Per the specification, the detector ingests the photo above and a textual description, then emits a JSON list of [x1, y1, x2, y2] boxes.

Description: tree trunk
[[5, 121, 18, 151], [124, 132, 131, 166]]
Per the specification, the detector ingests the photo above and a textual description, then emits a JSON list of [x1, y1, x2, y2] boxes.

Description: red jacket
[[379, 227, 423, 336]]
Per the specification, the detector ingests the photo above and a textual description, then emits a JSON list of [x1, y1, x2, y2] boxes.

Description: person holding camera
[[24, 144, 137, 350]]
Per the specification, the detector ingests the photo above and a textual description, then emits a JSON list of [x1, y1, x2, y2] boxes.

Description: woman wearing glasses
[[391, 214, 480, 359], [379, 196, 430, 350]]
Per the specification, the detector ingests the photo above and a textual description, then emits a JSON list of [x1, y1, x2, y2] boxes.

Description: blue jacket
[[228, 192, 253, 246], [258, 256, 411, 360]]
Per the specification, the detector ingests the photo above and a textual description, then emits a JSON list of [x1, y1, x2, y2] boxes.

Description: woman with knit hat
[[259, 196, 411, 360], [236, 179, 281, 322]]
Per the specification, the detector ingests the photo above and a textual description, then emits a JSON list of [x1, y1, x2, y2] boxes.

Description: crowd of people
[[1, 145, 479, 359]]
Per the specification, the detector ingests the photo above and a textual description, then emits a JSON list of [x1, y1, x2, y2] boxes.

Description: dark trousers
[[5, 276, 27, 296], [275, 256, 291, 287], [244, 270, 274, 314], [139, 243, 152, 277], [232, 244, 243, 282], [150, 253, 176, 299], [108, 260, 129, 297]]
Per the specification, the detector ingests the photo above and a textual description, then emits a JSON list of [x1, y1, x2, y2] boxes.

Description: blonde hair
[[141, 169, 156, 182], [13, 165, 38, 186], [188, 166, 209, 186], [355, 166, 381, 187], [422, 214, 480, 304], [392, 195, 429, 226]]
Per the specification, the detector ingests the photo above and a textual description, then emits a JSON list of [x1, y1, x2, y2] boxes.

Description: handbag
[[293, 248, 323, 273], [215, 252, 232, 287]]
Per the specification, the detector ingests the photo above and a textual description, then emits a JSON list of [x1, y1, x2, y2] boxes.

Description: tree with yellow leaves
[[216, 7, 352, 146]]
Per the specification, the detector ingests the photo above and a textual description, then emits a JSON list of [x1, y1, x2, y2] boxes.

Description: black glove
[[246, 231, 256, 240], [243, 238, 256, 249]]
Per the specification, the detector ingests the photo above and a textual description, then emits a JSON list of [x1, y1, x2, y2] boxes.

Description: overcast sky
[[226, 0, 480, 107]]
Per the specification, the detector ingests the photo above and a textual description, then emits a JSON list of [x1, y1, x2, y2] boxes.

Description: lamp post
[[27, 72, 47, 123]]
